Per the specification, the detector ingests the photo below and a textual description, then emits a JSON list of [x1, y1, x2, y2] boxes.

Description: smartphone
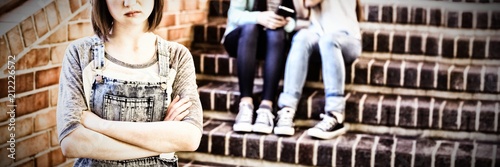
[[275, 5, 295, 18]]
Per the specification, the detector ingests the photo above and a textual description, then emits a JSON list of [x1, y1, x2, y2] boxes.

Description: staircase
[[177, 0, 500, 166]]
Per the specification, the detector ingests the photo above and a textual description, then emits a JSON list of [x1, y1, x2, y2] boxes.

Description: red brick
[[21, 16, 37, 47], [16, 117, 34, 140], [183, 0, 198, 10], [60, 160, 76, 167], [69, 0, 81, 13], [165, 0, 181, 12], [159, 13, 177, 27], [17, 47, 50, 70], [7, 26, 24, 56], [0, 73, 33, 98], [16, 91, 49, 117], [50, 87, 59, 107], [168, 26, 191, 41], [0, 118, 15, 142], [0, 35, 10, 67], [0, 114, 34, 143], [34, 9, 49, 39], [43, 24, 68, 44], [154, 27, 169, 39], [176, 39, 191, 48], [36, 152, 50, 167], [35, 109, 57, 132], [36, 67, 61, 89], [51, 43, 69, 64], [0, 101, 10, 122], [18, 160, 35, 167], [46, 2, 60, 30], [50, 148, 66, 166], [16, 73, 35, 94], [56, 0, 73, 22], [68, 22, 93, 41], [0, 145, 14, 166], [198, 0, 209, 10], [50, 127, 59, 146], [71, 7, 91, 21], [179, 11, 207, 25], [16, 133, 50, 160], [0, 78, 7, 98]]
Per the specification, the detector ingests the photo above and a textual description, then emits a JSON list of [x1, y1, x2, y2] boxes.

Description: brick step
[[177, 152, 307, 167], [196, 81, 500, 135], [178, 158, 238, 167], [206, 0, 500, 30], [189, 118, 499, 167], [191, 23, 500, 61], [362, 0, 500, 30], [360, 29, 500, 60], [351, 57, 500, 94], [192, 50, 500, 94], [433, 0, 500, 3]]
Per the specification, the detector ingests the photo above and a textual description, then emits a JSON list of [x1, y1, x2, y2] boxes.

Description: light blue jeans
[[277, 29, 361, 115]]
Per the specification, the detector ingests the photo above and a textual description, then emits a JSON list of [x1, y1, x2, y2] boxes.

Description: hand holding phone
[[275, 5, 294, 18]]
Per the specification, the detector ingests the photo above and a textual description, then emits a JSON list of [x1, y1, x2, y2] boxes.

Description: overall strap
[[157, 37, 170, 91], [91, 36, 105, 83]]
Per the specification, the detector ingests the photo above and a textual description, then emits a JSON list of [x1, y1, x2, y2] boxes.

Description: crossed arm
[[58, 43, 202, 160], [60, 96, 199, 160]]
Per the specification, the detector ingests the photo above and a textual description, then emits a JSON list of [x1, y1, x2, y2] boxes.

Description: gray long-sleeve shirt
[[56, 35, 203, 143]]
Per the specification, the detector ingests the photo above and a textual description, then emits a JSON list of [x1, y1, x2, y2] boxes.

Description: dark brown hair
[[91, 0, 164, 41], [356, 0, 364, 22]]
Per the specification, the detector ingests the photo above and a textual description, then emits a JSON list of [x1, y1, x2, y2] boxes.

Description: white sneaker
[[307, 113, 346, 139], [273, 107, 296, 136], [252, 107, 274, 134], [233, 102, 254, 132]]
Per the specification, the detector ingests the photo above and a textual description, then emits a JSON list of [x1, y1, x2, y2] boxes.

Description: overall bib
[[74, 36, 178, 167]]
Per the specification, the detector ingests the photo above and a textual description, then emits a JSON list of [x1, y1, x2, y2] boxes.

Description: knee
[[343, 46, 362, 64], [318, 35, 341, 49], [266, 29, 286, 45], [240, 24, 260, 35], [292, 30, 317, 48]]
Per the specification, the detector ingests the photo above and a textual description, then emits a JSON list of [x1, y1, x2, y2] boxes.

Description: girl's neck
[[107, 24, 155, 49], [104, 27, 157, 64]]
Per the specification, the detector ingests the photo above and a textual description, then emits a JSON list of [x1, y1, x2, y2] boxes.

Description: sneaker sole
[[273, 127, 295, 136], [307, 126, 347, 139], [252, 124, 273, 134], [233, 123, 253, 132]]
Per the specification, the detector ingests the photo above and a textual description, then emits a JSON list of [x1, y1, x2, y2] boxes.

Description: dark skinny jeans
[[223, 24, 287, 102]]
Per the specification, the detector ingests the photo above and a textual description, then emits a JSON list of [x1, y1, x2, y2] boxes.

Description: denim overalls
[[74, 36, 178, 167]]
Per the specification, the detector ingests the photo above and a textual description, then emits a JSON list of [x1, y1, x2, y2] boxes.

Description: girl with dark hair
[[56, 0, 202, 166]]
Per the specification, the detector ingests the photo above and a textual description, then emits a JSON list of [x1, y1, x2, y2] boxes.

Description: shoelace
[[236, 104, 253, 123], [255, 109, 274, 126], [277, 109, 294, 126], [315, 113, 337, 131]]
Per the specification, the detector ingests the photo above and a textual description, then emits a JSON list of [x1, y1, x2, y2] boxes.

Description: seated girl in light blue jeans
[[274, 0, 362, 139]]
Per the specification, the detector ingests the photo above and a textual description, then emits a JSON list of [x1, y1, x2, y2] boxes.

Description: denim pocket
[[103, 94, 155, 122], [159, 155, 178, 167]]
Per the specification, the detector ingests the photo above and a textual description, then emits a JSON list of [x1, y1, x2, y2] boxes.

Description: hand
[[305, 0, 322, 7], [257, 11, 288, 29], [164, 95, 192, 121]]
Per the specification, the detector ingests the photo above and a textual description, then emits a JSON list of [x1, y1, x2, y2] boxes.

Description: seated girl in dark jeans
[[222, 0, 307, 134]]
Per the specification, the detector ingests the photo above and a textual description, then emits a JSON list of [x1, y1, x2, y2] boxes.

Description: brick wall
[[0, 0, 208, 166]]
